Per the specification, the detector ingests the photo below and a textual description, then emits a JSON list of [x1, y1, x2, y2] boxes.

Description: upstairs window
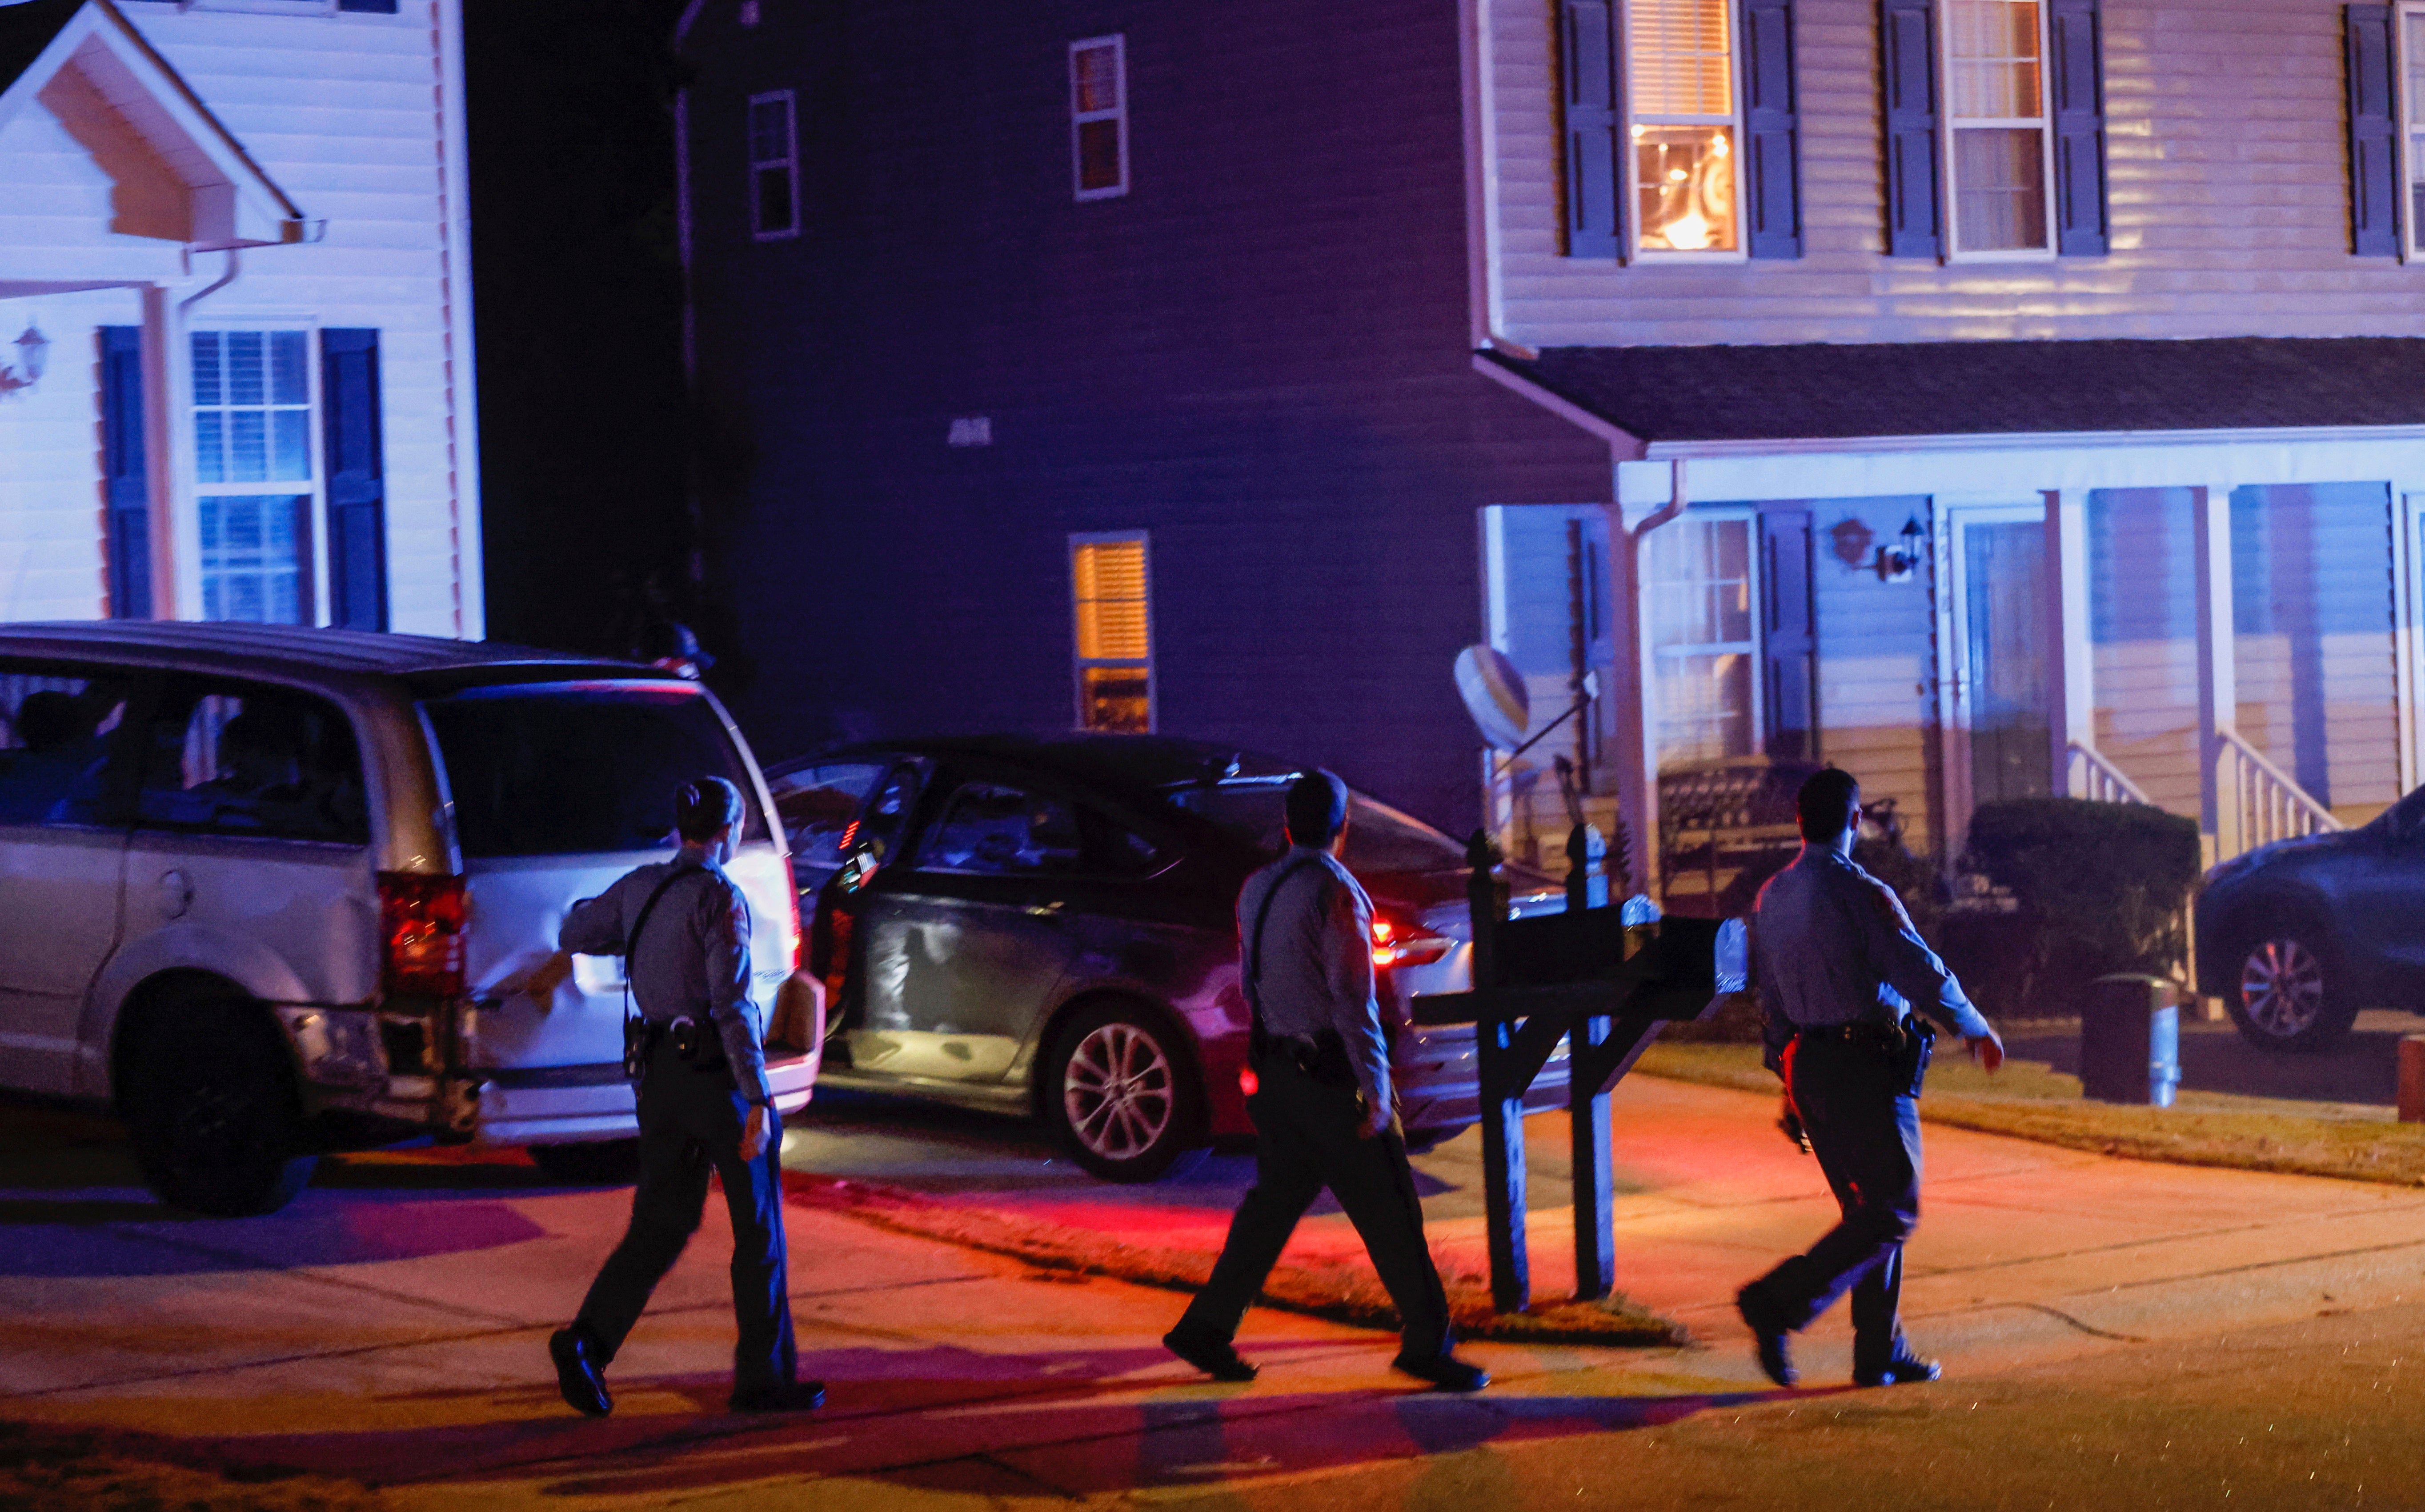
[[1881, 0, 2105, 260], [747, 91, 799, 240], [1944, 0, 2052, 256], [1070, 35, 1129, 200], [1560, 0, 1800, 261], [1070, 533, 1152, 732]]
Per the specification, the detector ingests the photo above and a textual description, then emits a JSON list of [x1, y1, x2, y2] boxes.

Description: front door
[[1944, 506, 2055, 841]]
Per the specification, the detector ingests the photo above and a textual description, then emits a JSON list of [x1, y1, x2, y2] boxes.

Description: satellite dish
[[1454, 645, 1529, 749]]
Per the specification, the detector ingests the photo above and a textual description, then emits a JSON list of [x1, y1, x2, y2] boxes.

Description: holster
[[1248, 1023, 1359, 1092], [1895, 1015, 1935, 1098]]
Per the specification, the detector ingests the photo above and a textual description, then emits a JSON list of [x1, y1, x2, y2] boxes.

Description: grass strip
[[1635, 1042, 2425, 1188], [782, 1171, 1687, 1347], [0, 1420, 379, 1512]]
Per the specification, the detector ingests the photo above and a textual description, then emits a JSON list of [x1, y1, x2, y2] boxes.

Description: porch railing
[[2065, 743, 2154, 806], [2213, 728, 2342, 861]]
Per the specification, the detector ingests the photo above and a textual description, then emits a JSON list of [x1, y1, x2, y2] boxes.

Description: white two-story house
[[1464, 0, 2425, 900], [0, 0, 478, 636]]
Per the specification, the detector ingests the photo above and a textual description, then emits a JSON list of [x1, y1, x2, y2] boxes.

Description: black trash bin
[[2080, 973, 2180, 1107]]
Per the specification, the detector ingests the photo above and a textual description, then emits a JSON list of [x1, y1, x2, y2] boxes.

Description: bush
[[1958, 798, 2202, 1014]]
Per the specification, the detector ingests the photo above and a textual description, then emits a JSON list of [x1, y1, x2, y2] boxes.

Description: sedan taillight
[[379, 872, 467, 999], [1372, 910, 1452, 971]]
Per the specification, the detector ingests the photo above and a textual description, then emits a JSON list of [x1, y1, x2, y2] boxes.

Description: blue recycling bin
[[2080, 973, 2180, 1108]]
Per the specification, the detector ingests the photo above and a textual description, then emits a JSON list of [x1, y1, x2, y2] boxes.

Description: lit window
[[1626, 0, 1741, 255], [1644, 513, 1758, 764], [1071, 534, 1152, 732], [1943, 0, 2052, 256], [191, 331, 312, 625], [1070, 36, 1129, 200], [748, 91, 799, 240]]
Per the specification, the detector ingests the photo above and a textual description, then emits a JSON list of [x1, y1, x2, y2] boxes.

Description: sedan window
[[771, 761, 886, 861], [924, 782, 1084, 875]]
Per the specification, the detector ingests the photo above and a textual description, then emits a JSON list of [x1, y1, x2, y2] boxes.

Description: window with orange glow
[[1627, 0, 1741, 255], [1071, 534, 1153, 733]]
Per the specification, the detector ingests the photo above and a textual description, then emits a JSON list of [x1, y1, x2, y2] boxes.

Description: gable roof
[[0, 0, 307, 248], [1482, 338, 2425, 447]]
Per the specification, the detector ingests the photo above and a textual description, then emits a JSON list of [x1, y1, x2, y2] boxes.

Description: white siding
[[0, 0, 473, 635], [1484, 0, 2425, 347], [1802, 497, 1936, 852], [0, 291, 139, 620], [2089, 488, 2201, 818]]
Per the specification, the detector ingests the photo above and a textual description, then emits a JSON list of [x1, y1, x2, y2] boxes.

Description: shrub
[[1958, 798, 2202, 1014]]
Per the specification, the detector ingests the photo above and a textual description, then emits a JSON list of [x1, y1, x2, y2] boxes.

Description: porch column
[[1608, 516, 1662, 898], [2193, 484, 2237, 862], [2395, 488, 2424, 794], [2044, 488, 2092, 796]]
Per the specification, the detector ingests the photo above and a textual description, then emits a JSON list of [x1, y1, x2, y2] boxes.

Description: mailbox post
[[1413, 831, 1739, 1314]]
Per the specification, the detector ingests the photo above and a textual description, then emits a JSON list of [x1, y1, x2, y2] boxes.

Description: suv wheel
[[2228, 932, 2358, 1052], [1044, 1002, 1208, 1182], [128, 997, 317, 1216], [527, 1140, 642, 1185]]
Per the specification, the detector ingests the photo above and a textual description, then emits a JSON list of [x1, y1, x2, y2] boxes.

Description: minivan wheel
[[2228, 932, 2359, 1052], [527, 1140, 642, 1185], [1044, 1002, 1208, 1183], [128, 998, 317, 1216]]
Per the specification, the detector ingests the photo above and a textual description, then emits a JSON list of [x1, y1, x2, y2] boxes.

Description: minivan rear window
[[422, 684, 767, 858]]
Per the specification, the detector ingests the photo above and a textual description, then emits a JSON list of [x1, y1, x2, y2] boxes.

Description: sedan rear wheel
[[1045, 1002, 1207, 1182], [2229, 932, 2357, 1052]]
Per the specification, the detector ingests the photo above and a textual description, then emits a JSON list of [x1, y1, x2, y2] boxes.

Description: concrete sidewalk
[[0, 1074, 2419, 1506]]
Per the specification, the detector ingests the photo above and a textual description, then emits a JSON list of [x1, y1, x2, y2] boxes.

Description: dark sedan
[[764, 736, 1568, 1180], [2194, 783, 2425, 1050]]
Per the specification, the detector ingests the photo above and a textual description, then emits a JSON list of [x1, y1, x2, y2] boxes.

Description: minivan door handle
[[1022, 900, 1065, 918], [156, 869, 194, 919]]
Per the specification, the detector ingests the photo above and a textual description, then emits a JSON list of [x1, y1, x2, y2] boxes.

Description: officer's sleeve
[[559, 880, 628, 956], [1752, 922, 1793, 1076], [701, 878, 775, 1104], [1322, 875, 1394, 1117], [1856, 876, 1992, 1040]]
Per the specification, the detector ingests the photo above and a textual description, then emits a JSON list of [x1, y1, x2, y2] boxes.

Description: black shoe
[[1855, 1354, 1942, 1387], [730, 1380, 827, 1413], [549, 1328, 612, 1418], [1163, 1327, 1258, 1383], [1736, 1285, 1797, 1388], [1391, 1352, 1489, 1392]]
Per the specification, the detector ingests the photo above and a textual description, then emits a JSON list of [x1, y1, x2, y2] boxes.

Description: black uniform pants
[[1176, 1055, 1454, 1360], [1749, 1036, 1922, 1373], [573, 1041, 798, 1395]]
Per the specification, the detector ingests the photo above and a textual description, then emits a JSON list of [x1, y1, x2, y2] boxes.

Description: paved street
[[1, 1056, 2422, 1507]]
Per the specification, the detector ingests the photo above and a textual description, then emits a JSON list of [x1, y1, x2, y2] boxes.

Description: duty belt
[[1797, 1020, 1908, 1049]]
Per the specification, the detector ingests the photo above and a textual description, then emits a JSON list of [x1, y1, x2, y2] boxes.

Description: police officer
[[1163, 771, 1489, 1393], [547, 776, 825, 1417], [1735, 768, 2004, 1389]]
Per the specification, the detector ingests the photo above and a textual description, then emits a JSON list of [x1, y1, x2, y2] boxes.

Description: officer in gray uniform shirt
[[547, 777, 825, 1418], [1164, 771, 1489, 1393], [1735, 768, 2004, 1390]]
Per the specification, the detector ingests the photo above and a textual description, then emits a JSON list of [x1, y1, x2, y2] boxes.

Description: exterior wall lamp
[[0, 322, 49, 399], [1875, 515, 1924, 583]]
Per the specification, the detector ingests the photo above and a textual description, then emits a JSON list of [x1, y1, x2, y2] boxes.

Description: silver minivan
[[0, 622, 818, 1214]]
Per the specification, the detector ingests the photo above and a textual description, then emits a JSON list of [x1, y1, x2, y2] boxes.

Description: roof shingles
[[1488, 338, 2425, 444]]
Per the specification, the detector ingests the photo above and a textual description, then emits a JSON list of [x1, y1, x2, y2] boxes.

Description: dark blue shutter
[[337, 0, 399, 12], [99, 327, 150, 620], [321, 329, 388, 632], [1880, 0, 1942, 259], [2049, 0, 2108, 256], [1562, 0, 1623, 258], [1744, 0, 1801, 259], [2348, 4, 2402, 256], [1760, 510, 1818, 761]]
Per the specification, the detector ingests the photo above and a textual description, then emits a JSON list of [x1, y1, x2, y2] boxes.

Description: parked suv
[[2194, 782, 2425, 1051], [767, 735, 1567, 1181], [0, 623, 817, 1215]]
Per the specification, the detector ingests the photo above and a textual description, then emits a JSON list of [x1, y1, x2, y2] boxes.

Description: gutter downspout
[[151, 248, 241, 621]]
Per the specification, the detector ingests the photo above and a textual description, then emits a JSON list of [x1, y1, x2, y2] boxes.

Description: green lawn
[[1634, 1041, 2425, 1188]]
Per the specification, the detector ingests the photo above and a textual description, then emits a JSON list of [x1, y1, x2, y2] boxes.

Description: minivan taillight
[[1372, 910, 1452, 971], [784, 859, 805, 972], [379, 872, 467, 998]]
